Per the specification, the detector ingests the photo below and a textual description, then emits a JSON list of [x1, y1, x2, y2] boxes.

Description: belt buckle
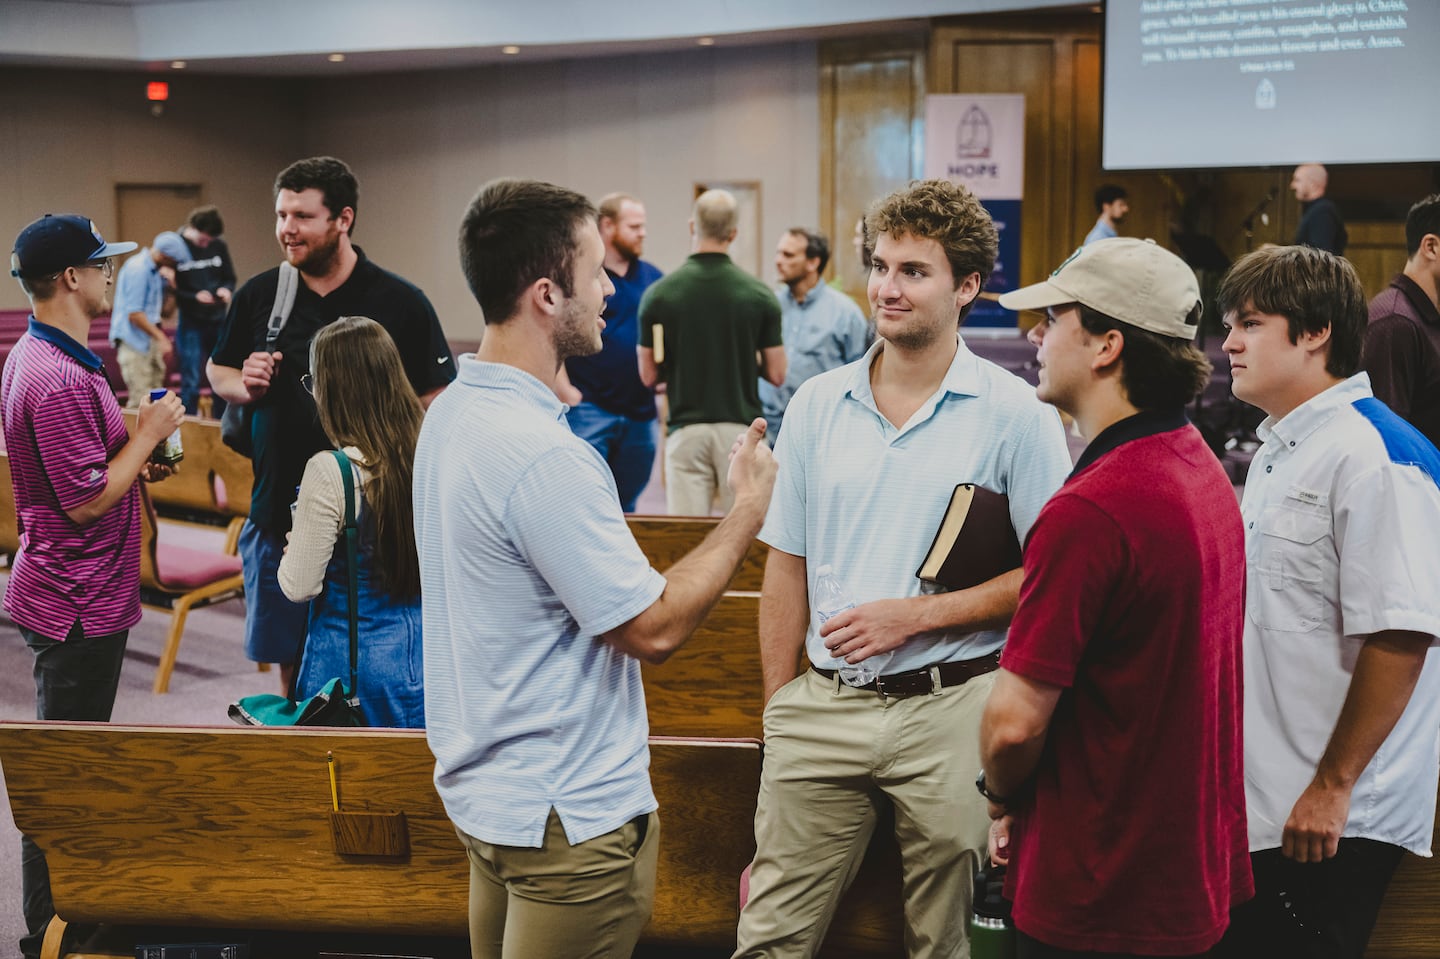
[[873, 665, 944, 701]]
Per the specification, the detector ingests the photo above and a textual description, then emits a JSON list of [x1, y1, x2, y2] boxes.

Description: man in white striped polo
[[414, 178, 777, 959]]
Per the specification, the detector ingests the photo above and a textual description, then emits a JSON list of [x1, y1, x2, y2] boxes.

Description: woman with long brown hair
[[277, 315, 425, 727]]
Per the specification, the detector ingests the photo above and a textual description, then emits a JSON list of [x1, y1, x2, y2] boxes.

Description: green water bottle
[[971, 863, 1015, 959]]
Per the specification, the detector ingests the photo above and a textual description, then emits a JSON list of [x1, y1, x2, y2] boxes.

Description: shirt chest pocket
[[1249, 504, 1331, 633]]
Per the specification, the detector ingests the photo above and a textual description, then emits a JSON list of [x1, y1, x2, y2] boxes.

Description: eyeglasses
[[45, 258, 113, 282], [301, 373, 315, 395]]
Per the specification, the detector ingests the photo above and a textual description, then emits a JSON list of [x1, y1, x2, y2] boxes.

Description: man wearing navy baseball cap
[[5, 213, 184, 959]]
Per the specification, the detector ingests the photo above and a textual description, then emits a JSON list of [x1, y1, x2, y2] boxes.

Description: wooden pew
[[0, 723, 904, 958], [627, 515, 767, 592], [643, 591, 763, 740], [120, 412, 253, 544], [24, 722, 1439, 959]]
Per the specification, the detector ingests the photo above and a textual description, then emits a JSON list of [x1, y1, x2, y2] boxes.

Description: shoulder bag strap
[[331, 449, 359, 703], [266, 261, 300, 352]]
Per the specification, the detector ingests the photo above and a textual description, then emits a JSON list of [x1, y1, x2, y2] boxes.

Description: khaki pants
[[116, 340, 166, 408], [458, 808, 659, 959], [734, 668, 996, 959], [665, 421, 748, 516]]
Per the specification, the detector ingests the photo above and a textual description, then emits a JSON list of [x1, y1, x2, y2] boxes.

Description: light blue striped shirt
[[761, 334, 1071, 670], [108, 249, 162, 354], [760, 283, 870, 438], [415, 355, 666, 847]]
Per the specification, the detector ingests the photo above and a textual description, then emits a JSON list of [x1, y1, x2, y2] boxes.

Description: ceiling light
[[502, 45, 521, 55], [328, 53, 346, 63], [697, 37, 716, 46], [170, 60, 186, 70]]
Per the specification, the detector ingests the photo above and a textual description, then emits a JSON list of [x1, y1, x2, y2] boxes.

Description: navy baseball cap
[[10, 214, 138, 280]]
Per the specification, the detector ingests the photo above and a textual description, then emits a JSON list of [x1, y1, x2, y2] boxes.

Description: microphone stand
[[1241, 188, 1278, 253]]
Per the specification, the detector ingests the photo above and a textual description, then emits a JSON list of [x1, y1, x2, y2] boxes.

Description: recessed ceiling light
[[328, 53, 346, 63], [502, 45, 521, 55], [697, 37, 716, 46], [170, 60, 186, 69]]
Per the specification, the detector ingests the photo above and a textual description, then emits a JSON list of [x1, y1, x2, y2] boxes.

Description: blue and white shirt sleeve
[[1335, 459, 1440, 644]]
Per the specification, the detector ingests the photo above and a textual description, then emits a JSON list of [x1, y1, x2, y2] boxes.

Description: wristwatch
[[974, 769, 1011, 805]]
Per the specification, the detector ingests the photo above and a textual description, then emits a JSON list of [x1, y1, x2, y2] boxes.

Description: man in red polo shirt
[[979, 239, 1252, 957], [5, 214, 184, 959]]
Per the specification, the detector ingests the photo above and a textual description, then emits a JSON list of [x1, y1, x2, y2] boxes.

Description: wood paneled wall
[[819, 35, 927, 306], [930, 13, 1178, 298]]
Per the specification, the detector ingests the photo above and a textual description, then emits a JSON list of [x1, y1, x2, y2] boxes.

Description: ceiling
[[0, 0, 1081, 75]]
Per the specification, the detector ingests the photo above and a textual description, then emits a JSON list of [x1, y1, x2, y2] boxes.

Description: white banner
[[923, 94, 1025, 201]]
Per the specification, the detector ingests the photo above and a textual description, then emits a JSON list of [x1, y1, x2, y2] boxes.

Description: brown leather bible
[[915, 483, 1022, 590]]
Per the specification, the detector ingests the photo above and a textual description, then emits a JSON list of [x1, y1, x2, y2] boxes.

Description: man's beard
[[879, 314, 948, 352], [553, 298, 602, 361], [612, 236, 642, 263], [292, 229, 342, 276]]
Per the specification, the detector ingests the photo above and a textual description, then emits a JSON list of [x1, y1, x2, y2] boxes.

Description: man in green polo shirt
[[638, 189, 785, 515]]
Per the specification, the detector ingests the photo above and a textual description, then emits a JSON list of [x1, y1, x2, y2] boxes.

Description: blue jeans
[[239, 519, 310, 665], [564, 402, 657, 513], [18, 623, 128, 959], [177, 316, 224, 417]]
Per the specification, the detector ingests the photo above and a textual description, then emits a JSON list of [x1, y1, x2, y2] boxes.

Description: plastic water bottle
[[813, 564, 892, 686], [148, 388, 183, 466]]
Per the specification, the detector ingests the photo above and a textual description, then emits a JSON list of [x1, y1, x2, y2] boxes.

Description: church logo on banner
[[925, 94, 1024, 328]]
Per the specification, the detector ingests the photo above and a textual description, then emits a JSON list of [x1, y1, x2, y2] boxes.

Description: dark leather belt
[[811, 651, 1001, 699]]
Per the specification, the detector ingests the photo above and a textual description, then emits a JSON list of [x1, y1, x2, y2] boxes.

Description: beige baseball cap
[[998, 237, 1202, 340]]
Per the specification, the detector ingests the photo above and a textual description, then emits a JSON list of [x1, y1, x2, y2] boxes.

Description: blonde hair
[[693, 189, 738, 242]]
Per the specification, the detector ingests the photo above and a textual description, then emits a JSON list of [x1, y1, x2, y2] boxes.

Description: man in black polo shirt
[[208, 156, 454, 691]]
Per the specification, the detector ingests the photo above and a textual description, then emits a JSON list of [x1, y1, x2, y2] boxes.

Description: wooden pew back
[[643, 591, 763, 740], [120, 411, 252, 519], [0, 724, 765, 949], [627, 515, 767, 592]]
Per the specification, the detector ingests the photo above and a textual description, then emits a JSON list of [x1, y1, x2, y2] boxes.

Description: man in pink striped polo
[[4, 213, 184, 959]]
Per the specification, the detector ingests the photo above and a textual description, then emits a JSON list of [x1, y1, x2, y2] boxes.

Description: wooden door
[[115, 183, 202, 264]]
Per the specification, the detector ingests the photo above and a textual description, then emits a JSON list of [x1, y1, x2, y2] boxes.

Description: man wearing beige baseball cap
[[978, 237, 1252, 957]]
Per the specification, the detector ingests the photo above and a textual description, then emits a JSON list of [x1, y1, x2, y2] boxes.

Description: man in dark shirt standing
[[1291, 163, 1347, 255], [207, 156, 454, 691], [637, 189, 784, 515], [1364, 193, 1440, 448], [175, 205, 236, 417], [559, 193, 663, 511]]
